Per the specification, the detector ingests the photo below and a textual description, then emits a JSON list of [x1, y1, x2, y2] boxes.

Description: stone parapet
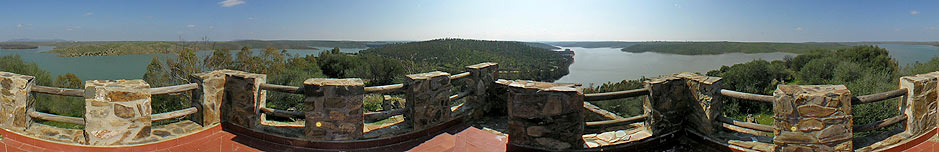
[[302, 78, 364, 140], [643, 75, 693, 135], [464, 63, 498, 119], [772, 85, 852, 151], [899, 72, 939, 135], [0, 72, 35, 132], [676, 73, 723, 136], [190, 70, 227, 126], [405, 71, 451, 130], [83, 80, 152, 145], [499, 79, 584, 151], [222, 71, 266, 129]]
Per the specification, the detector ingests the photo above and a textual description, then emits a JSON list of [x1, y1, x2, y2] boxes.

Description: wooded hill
[[620, 42, 847, 55]]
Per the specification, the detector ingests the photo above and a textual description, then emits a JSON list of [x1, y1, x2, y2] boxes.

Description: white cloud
[[208, 26, 215, 29], [911, 10, 920, 15], [218, 0, 245, 7], [187, 24, 196, 28], [83, 12, 94, 16], [247, 17, 255, 20], [17, 24, 22, 28], [795, 27, 803, 31]]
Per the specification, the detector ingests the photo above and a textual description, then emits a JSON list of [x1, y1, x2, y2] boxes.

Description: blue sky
[[1, 0, 937, 42]]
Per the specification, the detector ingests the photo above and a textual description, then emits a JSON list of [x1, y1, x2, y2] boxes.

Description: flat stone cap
[[85, 80, 149, 89], [0, 72, 35, 81], [674, 72, 721, 85], [466, 62, 498, 69], [901, 71, 939, 82], [496, 79, 578, 92], [304, 78, 364, 86], [406, 71, 450, 80], [775, 85, 849, 95]]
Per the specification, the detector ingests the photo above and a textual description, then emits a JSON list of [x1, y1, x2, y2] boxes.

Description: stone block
[[498, 79, 584, 151], [772, 85, 852, 151], [222, 72, 265, 129], [190, 70, 227, 126], [643, 75, 693, 135], [302, 78, 364, 140], [405, 71, 452, 130], [676, 72, 723, 136], [83, 80, 152, 145], [0, 72, 34, 132], [464, 63, 498, 119], [899, 72, 939, 135]]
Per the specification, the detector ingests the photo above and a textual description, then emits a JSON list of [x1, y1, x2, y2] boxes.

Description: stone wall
[[222, 72, 266, 129], [676, 73, 723, 136], [405, 71, 451, 130], [499, 80, 584, 151], [302, 78, 364, 140], [772, 85, 852, 151], [0, 72, 34, 132], [190, 70, 227, 127], [899, 72, 939, 135], [643, 75, 693, 135], [84, 80, 153, 145], [464, 63, 498, 119]]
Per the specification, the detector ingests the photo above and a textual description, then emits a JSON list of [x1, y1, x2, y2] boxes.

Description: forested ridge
[[621, 42, 847, 55]]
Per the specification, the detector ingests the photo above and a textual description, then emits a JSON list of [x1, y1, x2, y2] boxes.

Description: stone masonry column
[[899, 72, 939, 135], [772, 85, 852, 151], [0, 72, 35, 132], [302, 78, 364, 140], [190, 70, 227, 126], [405, 71, 451, 130], [675, 73, 723, 136], [643, 75, 692, 135], [222, 71, 266, 129], [499, 80, 584, 151], [84, 80, 152, 145], [464, 63, 498, 119]]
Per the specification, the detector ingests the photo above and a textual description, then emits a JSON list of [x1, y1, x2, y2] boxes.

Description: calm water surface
[[0, 46, 365, 80]]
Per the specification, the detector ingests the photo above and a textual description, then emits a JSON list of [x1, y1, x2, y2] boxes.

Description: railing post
[[83, 80, 152, 145], [0, 72, 35, 132], [498, 80, 584, 151], [899, 72, 939, 135], [675, 73, 723, 136], [190, 71, 226, 127], [404, 71, 451, 130], [772, 85, 853, 151], [302, 78, 364, 140], [465, 62, 498, 118], [643, 75, 691, 136], [222, 71, 266, 129]]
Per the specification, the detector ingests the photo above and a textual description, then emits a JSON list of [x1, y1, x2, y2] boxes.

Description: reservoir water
[[0, 46, 365, 81]]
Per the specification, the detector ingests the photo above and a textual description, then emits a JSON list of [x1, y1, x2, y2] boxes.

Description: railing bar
[[585, 114, 648, 127], [583, 88, 650, 101], [853, 114, 907, 132], [449, 72, 471, 80], [721, 122, 771, 136], [27, 109, 84, 124], [259, 83, 302, 94], [720, 89, 774, 103], [852, 88, 908, 105], [149, 83, 199, 95], [448, 89, 473, 101], [259, 106, 304, 118], [365, 109, 406, 123], [151, 107, 198, 121], [717, 116, 775, 132], [364, 84, 404, 94], [584, 102, 625, 120], [30, 85, 84, 97]]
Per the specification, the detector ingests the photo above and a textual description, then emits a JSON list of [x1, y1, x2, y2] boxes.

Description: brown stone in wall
[[899, 72, 939, 135], [405, 71, 452, 130], [302, 78, 364, 141], [675, 72, 723, 136], [0, 72, 35, 132], [190, 71, 227, 126], [498, 79, 583, 151], [464, 63, 498, 119], [83, 80, 152, 145], [772, 85, 852, 151], [643, 75, 694, 135], [222, 72, 265, 129]]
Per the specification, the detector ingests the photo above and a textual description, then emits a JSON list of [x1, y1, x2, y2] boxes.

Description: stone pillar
[[643, 75, 692, 135], [464, 62, 498, 118], [675, 73, 723, 136], [405, 71, 451, 130], [899, 72, 939, 135], [84, 80, 152, 145], [302, 78, 364, 140], [190, 70, 226, 126], [0, 72, 35, 132], [772, 85, 852, 151], [222, 72, 266, 129], [499, 80, 584, 151]]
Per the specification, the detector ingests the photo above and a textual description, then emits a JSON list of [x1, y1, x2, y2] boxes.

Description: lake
[[555, 44, 939, 86], [0, 46, 365, 81]]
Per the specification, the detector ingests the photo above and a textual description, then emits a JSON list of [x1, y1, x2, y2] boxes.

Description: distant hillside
[[621, 42, 847, 55], [0, 43, 39, 49], [545, 41, 639, 48], [6, 38, 70, 42], [39, 40, 373, 57], [360, 39, 573, 81], [522, 42, 561, 50]]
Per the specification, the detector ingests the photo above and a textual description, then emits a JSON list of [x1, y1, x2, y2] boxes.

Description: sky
[[1, 0, 937, 42]]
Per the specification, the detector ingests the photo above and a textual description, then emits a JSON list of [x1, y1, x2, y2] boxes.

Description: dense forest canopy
[[0, 43, 39, 49], [11, 40, 372, 57], [621, 42, 847, 55]]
